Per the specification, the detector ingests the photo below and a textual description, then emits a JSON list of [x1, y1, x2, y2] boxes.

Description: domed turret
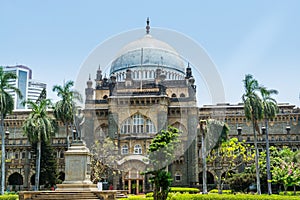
[[109, 19, 186, 81]]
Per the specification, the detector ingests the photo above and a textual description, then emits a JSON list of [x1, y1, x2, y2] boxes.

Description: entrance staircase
[[30, 191, 101, 200]]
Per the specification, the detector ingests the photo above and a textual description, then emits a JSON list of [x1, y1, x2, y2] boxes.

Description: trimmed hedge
[[279, 191, 300, 196], [209, 189, 232, 194], [121, 194, 300, 200], [0, 194, 18, 200], [169, 194, 300, 200], [170, 187, 200, 194]]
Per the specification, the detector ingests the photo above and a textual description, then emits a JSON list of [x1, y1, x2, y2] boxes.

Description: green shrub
[[279, 191, 300, 196], [170, 193, 300, 200], [146, 192, 153, 197], [119, 196, 153, 200], [0, 194, 18, 200], [170, 187, 200, 194], [209, 189, 232, 194]]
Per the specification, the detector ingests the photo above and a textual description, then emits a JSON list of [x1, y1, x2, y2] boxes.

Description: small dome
[[109, 34, 185, 78]]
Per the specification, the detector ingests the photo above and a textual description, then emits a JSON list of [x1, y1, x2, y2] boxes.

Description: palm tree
[[242, 74, 263, 194], [22, 99, 55, 191], [260, 86, 279, 195], [52, 81, 82, 148], [0, 67, 22, 195]]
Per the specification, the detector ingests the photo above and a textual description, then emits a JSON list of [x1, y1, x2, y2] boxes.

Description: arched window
[[96, 124, 108, 138], [120, 114, 156, 134], [133, 114, 144, 133], [122, 145, 128, 155], [175, 171, 182, 182], [150, 70, 154, 78], [171, 93, 177, 98], [180, 93, 185, 97], [134, 144, 142, 154], [121, 118, 131, 134], [146, 119, 155, 133]]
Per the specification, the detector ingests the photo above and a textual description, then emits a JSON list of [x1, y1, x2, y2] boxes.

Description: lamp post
[[1, 126, 9, 194], [286, 125, 291, 134], [5, 129, 9, 145], [237, 127, 242, 142], [200, 120, 207, 194], [262, 126, 272, 195]]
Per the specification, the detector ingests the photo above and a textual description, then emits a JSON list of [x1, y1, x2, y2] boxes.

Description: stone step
[[31, 191, 101, 200]]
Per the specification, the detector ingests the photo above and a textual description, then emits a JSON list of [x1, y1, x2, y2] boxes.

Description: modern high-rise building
[[2, 65, 46, 109]]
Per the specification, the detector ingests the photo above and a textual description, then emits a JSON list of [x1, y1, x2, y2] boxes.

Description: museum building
[[2, 20, 300, 194]]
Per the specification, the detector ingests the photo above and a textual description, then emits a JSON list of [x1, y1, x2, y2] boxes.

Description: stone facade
[[198, 103, 300, 187]]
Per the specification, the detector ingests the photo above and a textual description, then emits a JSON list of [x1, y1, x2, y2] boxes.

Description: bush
[[170, 187, 200, 194], [145, 192, 153, 197], [226, 173, 255, 193], [119, 196, 153, 200], [209, 189, 232, 194], [279, 191, 300, 196], [170, 193, 300, 200], [0, 194, 18, 200]]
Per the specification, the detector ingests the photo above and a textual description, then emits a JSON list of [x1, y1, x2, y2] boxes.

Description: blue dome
[[110, 35, 185, 77]]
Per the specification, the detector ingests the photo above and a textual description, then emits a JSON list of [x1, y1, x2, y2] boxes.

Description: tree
[[207, 137, 254, 194], [53, 80, 82, 148], [270, 147, 300, 195], [22, 99, 56, 191], [145, 126, 179, 200], [260, 86, 279, 195], [90, 137, 119, 183], [200, 119, 229, 194], [31, 139, 58, 188], [226, 167, 256, 193], [242, 74, 263, 194], [0, 67, 22, 195]]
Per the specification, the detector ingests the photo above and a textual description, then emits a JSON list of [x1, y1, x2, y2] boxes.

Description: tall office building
[[3, 65, 46, 109]]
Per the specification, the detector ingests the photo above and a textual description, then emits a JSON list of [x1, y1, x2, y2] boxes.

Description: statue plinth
[[57, 141, 97, 191]]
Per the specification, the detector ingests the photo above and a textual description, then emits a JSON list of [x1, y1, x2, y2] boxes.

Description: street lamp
[[286, 125, 291, 134], [262, 126, 272, 195], [1, 128, 9, 195], [5, 129, 9, 145], [237, 127, 242, 142], [200, 120, 207, 194]]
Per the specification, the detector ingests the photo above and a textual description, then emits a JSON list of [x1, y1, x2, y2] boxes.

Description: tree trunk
[[66, 123, 69, 148], [265, 119, 272, 195], [35, 141, 41, 191], [252, 120, 261, 194], [284, 185, 287, 195], [1, 115, 5, 195], [217, 174, 222, 194]]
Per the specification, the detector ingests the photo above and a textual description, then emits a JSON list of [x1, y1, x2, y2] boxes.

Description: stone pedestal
[[57, 141, 97, 191]]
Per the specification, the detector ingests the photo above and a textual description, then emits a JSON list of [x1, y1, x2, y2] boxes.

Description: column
[[136, 179, 139, 194], [128, 180, 131, 194]]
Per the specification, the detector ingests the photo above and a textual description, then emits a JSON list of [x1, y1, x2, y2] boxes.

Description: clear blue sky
[[1, 0, 299, 107]]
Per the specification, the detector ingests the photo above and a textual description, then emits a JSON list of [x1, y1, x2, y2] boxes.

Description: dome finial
[[146, 17, 150, 34]]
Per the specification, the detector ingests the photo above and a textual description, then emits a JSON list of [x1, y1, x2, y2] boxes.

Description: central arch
[[8, 172, 23, 191], [117, 155, 148, 194]]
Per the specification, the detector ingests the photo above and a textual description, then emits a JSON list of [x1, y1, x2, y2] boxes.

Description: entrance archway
[[30, 174, 35, 186], [117, 155, 148, 194], [199, 171, 214, 184], [8, 172, 23, 191]]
